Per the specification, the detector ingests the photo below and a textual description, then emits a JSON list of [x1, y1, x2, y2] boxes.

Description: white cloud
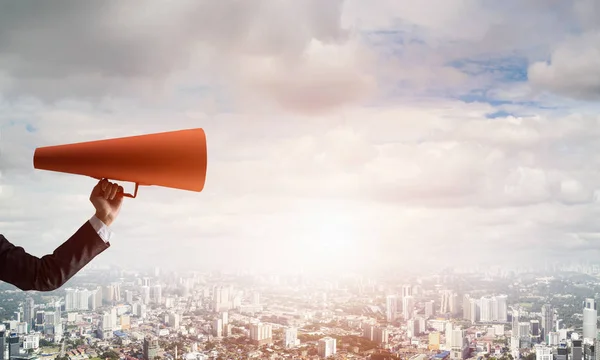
[[2, 0, 600, 275]]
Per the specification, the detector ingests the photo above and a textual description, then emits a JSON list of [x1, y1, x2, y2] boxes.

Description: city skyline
[[2, 2, 600, 273], [2, 265, 600, 360]]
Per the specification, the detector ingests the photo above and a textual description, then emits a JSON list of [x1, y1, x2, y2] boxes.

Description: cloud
[[2, 93, 600, 272], [528, 31, 600, 101], [2, 0, 600, 274], [0, 0, 377, 115]]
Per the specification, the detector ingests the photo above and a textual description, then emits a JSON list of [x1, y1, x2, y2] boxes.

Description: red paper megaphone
[[33, 128, 208, 198]]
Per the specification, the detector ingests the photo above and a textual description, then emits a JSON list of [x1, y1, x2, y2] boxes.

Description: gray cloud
[[0, 0, 374, 115]]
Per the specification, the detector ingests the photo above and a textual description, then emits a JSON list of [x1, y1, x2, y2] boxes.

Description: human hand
[[90, 179, 124, 227]]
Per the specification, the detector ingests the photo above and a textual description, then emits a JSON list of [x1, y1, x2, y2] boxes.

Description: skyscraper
[[403, 295, 415, 320], [23, 298, 34, 330], [386, 295, 398, 322], [496, 295, 508, 322], [318, 337, 336, 357], [541, 304, 554, 341], [402, 285, 412, 299], [583, 298, 597, 341], [143, 336, 159, 360]]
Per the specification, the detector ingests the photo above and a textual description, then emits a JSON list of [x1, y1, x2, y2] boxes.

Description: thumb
[[91, 179, 107, 197]]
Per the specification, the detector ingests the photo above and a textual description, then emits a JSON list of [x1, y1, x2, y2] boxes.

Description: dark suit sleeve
[[0, 221, 110, 292]]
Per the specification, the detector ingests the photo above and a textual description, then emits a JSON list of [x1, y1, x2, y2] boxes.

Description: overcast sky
[[2, 0, 600, 275]]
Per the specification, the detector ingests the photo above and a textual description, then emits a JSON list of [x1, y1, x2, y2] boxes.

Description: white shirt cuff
[[89, 215, 113, 243]]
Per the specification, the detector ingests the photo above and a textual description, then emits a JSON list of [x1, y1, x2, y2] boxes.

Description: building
[[212, 319, 223, 338], [143, 337, 159, 360], [535, 344, 553, 360], [556, 342, 569, 360], [403, 296, 415, 320], [541, 304, 554, 341], [8, 334, 20, 359], [0, 326, 6, 360], [450, 329, 469, 360], [284, 328, 299, 348], [23, 298, 34, 330], [318, 337, 336, 357], [386, 295, 398, 322], [429, 332, 441, 350], [584, 299, 597, 342], [531, 320, 540, 341], [22, 335, 39, 351], [425, 300, 435, 318], [572, 334, 583, 360], [249, 323, 272, 346]]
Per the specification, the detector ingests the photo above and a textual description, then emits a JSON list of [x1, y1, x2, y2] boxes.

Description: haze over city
[[2, 1, 600, 274]]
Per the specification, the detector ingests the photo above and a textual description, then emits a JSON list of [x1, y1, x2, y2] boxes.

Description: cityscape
[[1, 264, 600, 360]]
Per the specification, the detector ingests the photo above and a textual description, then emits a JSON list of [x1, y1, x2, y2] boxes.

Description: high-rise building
[[440, 290, 454, 314], [23, 298, 34, 330], [375, 327, 389, 344], [583, 299, 597, 341], [386, 295, 398, 322], [584, 341, 595, 360], [425, 300, 434, 318], [284, 328, 299, 348], [402, 285, 412, 299], [212, 319, 223, 338], [403, 296, 415, 320], [8, 334, 19, 359], [445, 322, 453, 350], [125, 290, 133, 304], [249, 323, 272, 346], [595, 330, 600, 360], [143, 336, 159, 360], [65, 288, 94, 312], [480, 296, 493, 322], [463, 295, 471, 321], [573, 334, 583, 360], [152, 286, 162, 304], [541, 304, 554, 341], [168, 313, 179, 328], [141, 286, 150, 305], [318, 337, 336, 357], [512, 309, 520, 336], [450, 328, 469, 360], [496, 295, 508, 322], [531, 320, 540, 338], [556, 342, 569, 360], [221, 312, 228, 326], [213, 286, 231, 312]]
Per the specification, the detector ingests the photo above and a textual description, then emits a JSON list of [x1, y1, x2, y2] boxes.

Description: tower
[[583, 298, 597, 342]]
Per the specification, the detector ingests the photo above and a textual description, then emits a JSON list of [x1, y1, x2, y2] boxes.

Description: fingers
[[95, 179, 124, 200], [91, 179, 106, 197]]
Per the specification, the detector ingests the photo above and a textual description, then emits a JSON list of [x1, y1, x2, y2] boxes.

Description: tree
[[100, 350, 119, 360]]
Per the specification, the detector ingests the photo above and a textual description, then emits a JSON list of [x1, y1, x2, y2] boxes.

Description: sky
[[2, 0, 600, 275]]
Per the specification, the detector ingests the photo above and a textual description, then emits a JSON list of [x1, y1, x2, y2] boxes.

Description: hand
[[90, 179, 124, 227]]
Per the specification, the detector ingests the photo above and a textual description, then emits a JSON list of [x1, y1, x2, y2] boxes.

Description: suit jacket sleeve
[[0, 221, 110, 292]]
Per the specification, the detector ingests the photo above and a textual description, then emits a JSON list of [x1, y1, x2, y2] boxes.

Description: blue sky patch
[[447, 55, 529, 83], [486, 110, 514, 119]]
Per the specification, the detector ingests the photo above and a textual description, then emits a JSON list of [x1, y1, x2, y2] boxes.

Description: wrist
[[95, 212, 114, 227]]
